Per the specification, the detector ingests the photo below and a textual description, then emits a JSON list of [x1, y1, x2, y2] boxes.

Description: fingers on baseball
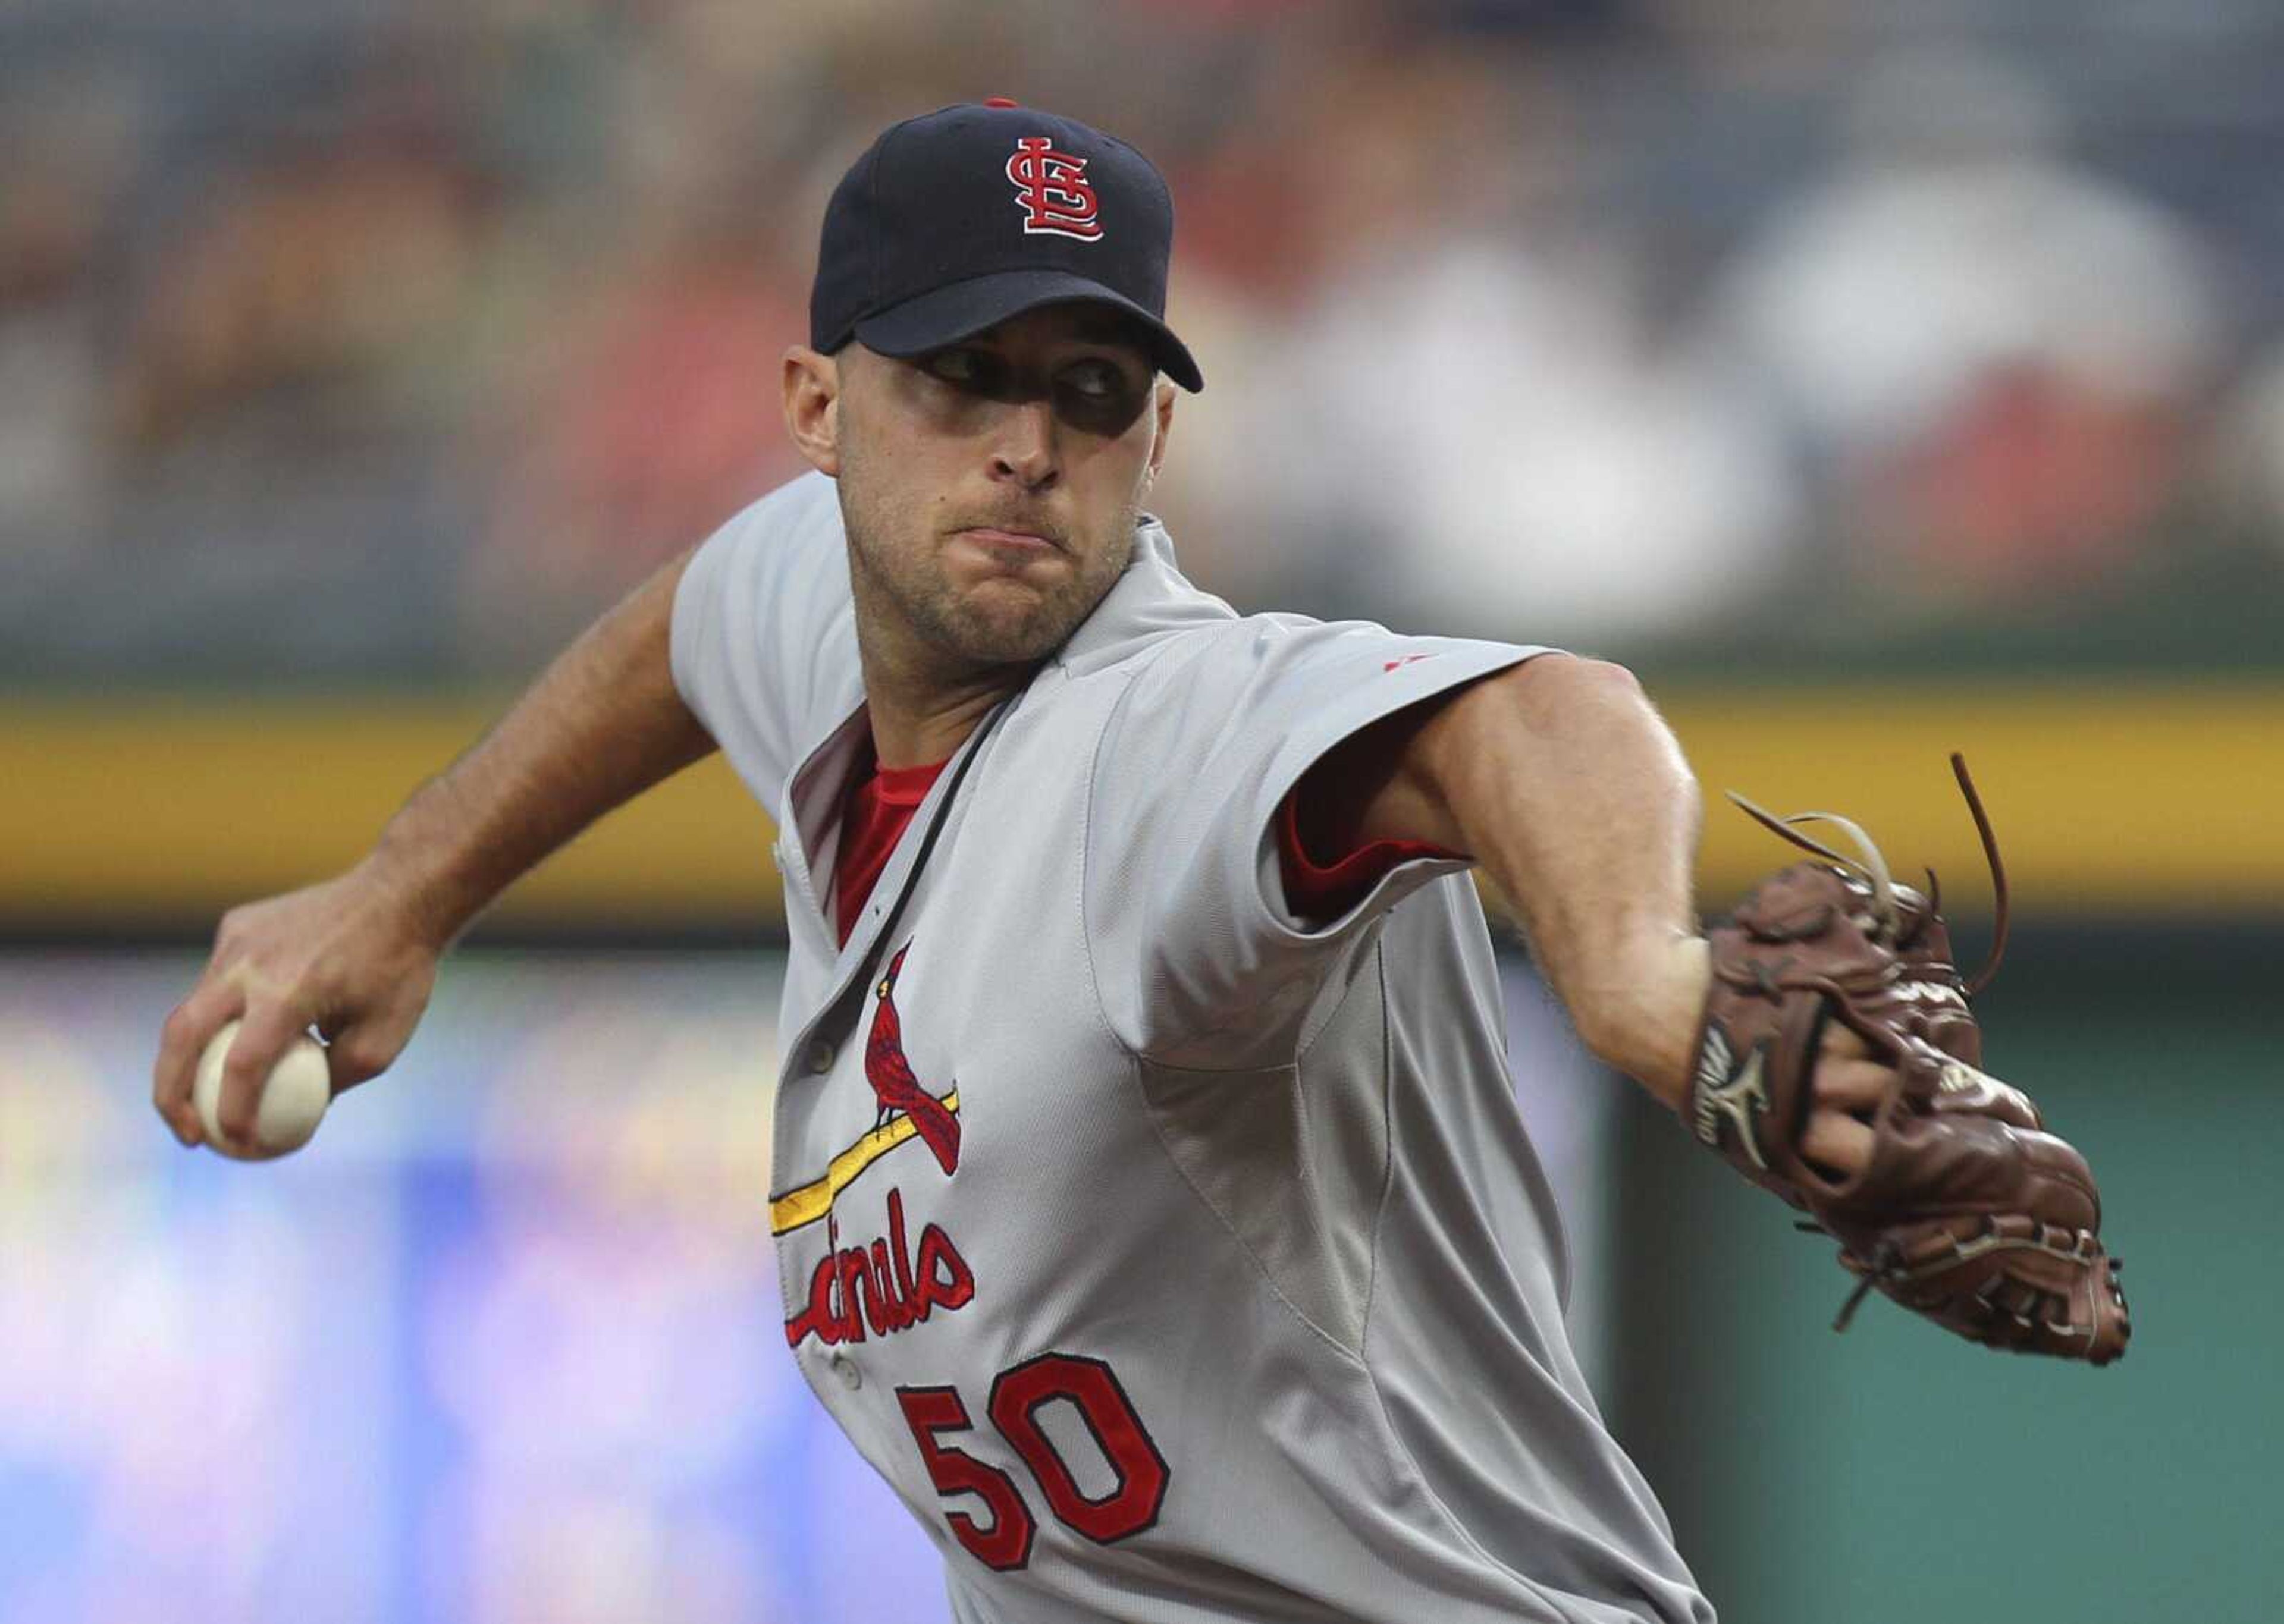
[[217, 1003, 316, 1145], [153, 980, 244, 1148]]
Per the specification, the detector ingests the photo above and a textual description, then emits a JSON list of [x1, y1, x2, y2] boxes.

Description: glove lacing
[[1725, 752, 2009, 994]]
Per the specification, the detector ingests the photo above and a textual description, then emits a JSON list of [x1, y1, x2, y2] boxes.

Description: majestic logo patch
[[1007, 136, 1103, 240]]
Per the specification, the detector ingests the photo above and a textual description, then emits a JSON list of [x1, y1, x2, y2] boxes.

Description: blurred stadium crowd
[[4, 0, 2283, 684]]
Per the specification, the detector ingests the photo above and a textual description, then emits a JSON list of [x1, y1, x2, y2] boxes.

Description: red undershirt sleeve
[[1273, 786, 1466, 923]]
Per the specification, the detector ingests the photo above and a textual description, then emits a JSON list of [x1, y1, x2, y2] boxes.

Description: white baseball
[[193, 1019, 332, 1160]]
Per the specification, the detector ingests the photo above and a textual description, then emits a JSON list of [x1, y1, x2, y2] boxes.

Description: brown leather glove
[[1684, 757, 2131, 1364]]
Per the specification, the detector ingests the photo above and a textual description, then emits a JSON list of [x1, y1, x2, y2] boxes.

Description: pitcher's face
[[786, 301, 1177, 671]]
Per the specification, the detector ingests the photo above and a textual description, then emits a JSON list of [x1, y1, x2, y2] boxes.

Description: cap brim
[[852, 269, 1203, 392]]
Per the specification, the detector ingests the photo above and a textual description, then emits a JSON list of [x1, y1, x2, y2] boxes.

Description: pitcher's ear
[[782, 345, 843, 475], [1145, 379, 1176, 483]]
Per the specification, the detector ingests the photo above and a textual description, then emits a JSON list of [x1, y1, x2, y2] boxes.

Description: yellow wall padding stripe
[[1663, 683, 2284, 916], [0, 698, 785, 927], [769, 1089, 961, 1235], [2, 683, 2278, 925]]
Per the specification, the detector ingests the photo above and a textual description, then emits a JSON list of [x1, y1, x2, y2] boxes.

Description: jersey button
[[830, 1352, 862, 1391], [805, 1041, 836, 1074]]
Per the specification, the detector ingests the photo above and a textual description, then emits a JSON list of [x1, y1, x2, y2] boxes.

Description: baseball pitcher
[[153, 100, 2126, 1623]]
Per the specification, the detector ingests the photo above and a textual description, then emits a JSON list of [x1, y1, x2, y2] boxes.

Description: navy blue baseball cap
[[810, 99, 1204, 392]]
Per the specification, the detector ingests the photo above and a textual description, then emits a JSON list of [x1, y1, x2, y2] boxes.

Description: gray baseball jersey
[[671, 470, 1713, 1623]]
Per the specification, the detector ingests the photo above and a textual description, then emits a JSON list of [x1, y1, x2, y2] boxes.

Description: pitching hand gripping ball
[[192, 1019, 332, 1160]]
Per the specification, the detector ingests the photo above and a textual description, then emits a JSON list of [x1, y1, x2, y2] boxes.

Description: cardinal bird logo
[[865, 945, 961, 1176]]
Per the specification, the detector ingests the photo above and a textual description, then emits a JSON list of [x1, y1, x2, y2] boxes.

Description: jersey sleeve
[[669, 471, 859, 818], [1083, 616, 1551, 1067]]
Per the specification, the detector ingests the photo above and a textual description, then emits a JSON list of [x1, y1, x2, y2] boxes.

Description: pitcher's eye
[[924, 348, 987, 385], [1063, 360, 1122, 398]]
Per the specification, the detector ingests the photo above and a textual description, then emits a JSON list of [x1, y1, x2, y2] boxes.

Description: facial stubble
[[836, 426, 1142, 673]]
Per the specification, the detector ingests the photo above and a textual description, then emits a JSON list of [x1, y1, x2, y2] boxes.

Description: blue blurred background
[[3, 1, 2279, 1620]]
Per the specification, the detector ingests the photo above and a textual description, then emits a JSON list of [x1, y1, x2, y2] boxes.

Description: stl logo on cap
[[1006, 135, 1103, 241]]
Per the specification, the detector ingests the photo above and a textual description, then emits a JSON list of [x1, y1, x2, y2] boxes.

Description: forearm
[[371, 548, 718, 946], [1412, 657, 1709, 1107]]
